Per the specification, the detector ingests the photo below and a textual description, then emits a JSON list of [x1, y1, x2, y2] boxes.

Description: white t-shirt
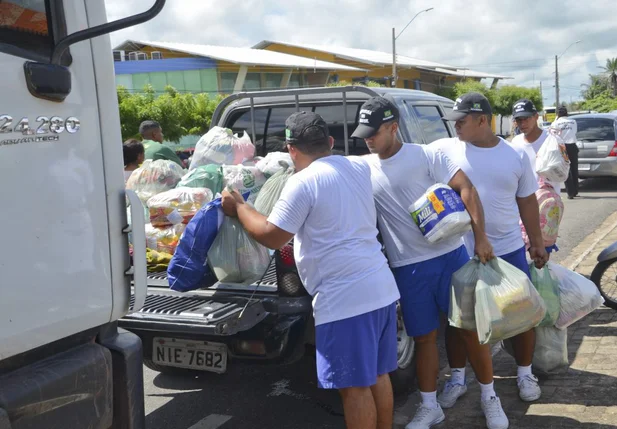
[[267, 155, 400, 326], [430, 138, 539, 257], [551, 117, 578, 144], [367, 143, 462, 267], [512, 130, 561, 191]]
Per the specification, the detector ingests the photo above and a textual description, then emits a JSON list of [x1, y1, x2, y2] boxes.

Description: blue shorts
[[392, 246, 470, 338], [315, 303, 398, 389], [499, 246, 531, 279]]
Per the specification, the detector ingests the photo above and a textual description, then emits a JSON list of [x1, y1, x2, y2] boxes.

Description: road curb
[[566, 211, 617, 271]]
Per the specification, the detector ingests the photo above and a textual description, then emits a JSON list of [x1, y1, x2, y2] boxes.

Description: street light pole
[[554, 40, 581, 107], [391, 7, 434, 87]]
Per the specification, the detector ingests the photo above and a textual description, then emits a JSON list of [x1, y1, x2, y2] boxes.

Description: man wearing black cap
[[432, 92, 548, 410], [221, 111, 401, 429], [551, 106, 579, 199], [353, 96, 507, 429]]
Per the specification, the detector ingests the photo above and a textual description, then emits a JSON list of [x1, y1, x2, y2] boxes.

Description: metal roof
[[114, 40, 366, 71], [425, 67, 512, 80]]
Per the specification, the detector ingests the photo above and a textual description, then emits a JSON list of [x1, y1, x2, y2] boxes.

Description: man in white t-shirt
[[221, 112, 401, 429], [432, 92, 549, 409], [351, 96, 508, 429], [551, 106, 579, 199]]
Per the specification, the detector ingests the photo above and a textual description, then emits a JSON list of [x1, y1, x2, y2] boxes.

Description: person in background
[[550, 106, 579, 199], [139, 120, 184, 168], [122, 138, 144, 183], [220, 112, 401, 429]]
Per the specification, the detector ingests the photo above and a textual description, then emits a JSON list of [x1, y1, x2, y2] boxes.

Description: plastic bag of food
[[177, 164, 224, 195], [449, 257, 479, 331], [549, 262, 604, 329], [536, 133, 570, 183], [145, 223, 186, 255], [502, 326, 569, 374], [126, 159, 185, 205], [254, 167, 294, 216], [207, 217, 270, 284], [520, 179, 564, 249], [147, 187, 213, 227], [222, 165, 267, 194], [529, 263, 561, 327], [189, 127, 255, 169], [410, 184, 471, 244], [255, 152, 294, 178]]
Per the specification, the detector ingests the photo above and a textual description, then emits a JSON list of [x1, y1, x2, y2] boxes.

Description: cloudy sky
[[105, 0, 617, 107]]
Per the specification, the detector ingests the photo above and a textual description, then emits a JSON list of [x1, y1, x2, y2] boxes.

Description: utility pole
[[555, 55, 559, 108], [540, 81, 543, 103], [392, 28, 397, 87]]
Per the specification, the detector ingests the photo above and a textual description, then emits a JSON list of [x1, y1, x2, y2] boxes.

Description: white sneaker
[[437, 381, 467, 409], [517, 374, 542, 402], [405, 404, 445, 429], [481, 396, 509, 429]]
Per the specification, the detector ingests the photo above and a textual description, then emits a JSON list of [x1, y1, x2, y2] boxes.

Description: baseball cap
[[285, 111, 329, 144], [444, 92, 492, 121], [512, 99, 537, 118], [558, 106, 568, 116], [351, 96, 400, 139]]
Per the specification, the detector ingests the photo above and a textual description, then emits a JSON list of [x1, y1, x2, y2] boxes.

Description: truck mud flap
[[124, 291, 268, 336]]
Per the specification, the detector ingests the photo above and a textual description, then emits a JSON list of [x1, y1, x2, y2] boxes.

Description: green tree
[[599, 57, 617, 97], [452, 79, 496, 107], [581, 91, 617, 112], [493, 85, 543, 134], [581, 73, 610, 100]]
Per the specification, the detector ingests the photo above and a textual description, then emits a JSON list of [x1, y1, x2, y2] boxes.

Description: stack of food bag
[[410, 184, 471, 244], [189, 127, 255, 169], [177, 164, 223, 195], [449, 257, 546, 344], [147, 187, 213, 227], [126, 159, 185, 205]]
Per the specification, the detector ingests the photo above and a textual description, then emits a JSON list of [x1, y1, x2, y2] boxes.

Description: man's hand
[[221, 188, 244, 217], [474, 235, 495, 264], [529, 246, 549, 269]]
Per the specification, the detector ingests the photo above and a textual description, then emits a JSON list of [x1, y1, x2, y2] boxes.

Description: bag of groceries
[[255, 152, 294, 178], [126, 159, 185, 205], [189, 127, 255, 169], [147, 187, 213, 227], [529, 263, 561, 327], [254, 166, 294, 216], [536, 133, 570, 183], [145, 223, 186, 255], [549, 262, 604, 329], [177, 164, 224, 195], [409, 184, 471, 244], [503, 326, 569, 374]]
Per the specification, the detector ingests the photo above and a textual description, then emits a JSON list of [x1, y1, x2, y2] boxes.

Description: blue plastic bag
[[167, 198, 223, 292]]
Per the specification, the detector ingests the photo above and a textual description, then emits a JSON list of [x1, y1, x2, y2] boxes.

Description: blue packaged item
[[167, 198, 223, 292], [409, 184, 471, 244]]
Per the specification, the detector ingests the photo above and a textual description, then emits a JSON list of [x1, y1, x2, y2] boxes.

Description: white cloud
[[105, 0, 617, 106]]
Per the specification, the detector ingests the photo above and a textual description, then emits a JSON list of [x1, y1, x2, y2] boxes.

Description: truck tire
[[389, 304, 416, 395]]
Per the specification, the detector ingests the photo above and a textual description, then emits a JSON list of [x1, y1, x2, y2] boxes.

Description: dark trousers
[[565, 144, 579, 197]]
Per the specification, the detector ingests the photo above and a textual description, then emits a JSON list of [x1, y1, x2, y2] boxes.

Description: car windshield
[[574, 118, 616, 141]]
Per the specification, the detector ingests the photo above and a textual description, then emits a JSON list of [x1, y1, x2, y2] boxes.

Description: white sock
[[450, 367, 466, 386], [479, 381, 496, 402], [420, 391, 439, 409], [517, 365, 533, 380]]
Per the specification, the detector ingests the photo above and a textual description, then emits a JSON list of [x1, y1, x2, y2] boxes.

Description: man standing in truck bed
[[221, 111, 401, 429]]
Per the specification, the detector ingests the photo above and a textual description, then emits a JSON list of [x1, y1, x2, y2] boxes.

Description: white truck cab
[[0, 1, 164, 428]]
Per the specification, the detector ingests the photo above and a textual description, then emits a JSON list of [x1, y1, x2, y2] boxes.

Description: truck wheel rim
[[396, 304, 415, 369]]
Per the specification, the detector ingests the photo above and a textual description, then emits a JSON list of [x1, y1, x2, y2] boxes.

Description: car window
[[226, 108, 269, 154], [0, 0, 53, 59], [314, 104, 368, 155], [412, 105, 451, 143], [574, 118, 616, 141]]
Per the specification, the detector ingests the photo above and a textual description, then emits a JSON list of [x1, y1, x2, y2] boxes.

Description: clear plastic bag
[[255, 152, 294, 178], [536, 134, 570, 183], [409, 184, 471, 244], [189, 127, 255, 169], [147, 187, 213, 227], [254, 167, 294, 216], [529, 263, 561, 327], [145, 223, 186, 255], [177, 164, 224, 195], [126, 159, 185, 205], [222, 165, 267, 194], [207, 217, 270, 284], [502, 326, 569, 374], [549, 262, 604, 329], [449, 258, 479, 331]]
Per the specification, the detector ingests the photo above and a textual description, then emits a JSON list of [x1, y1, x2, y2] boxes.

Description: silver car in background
[[572, 113, 617, 178]]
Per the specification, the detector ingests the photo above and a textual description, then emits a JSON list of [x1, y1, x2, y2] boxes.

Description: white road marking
[[187, 414, 232, 429]]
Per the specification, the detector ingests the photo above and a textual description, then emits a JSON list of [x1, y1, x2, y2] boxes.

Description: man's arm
[[517, 194, 548, 268], [448, 170, 494, 263]]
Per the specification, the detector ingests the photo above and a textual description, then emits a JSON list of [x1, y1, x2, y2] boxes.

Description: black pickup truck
[[118, 85, 457, 392]]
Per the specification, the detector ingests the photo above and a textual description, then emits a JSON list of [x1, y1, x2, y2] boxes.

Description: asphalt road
[[142, 177, 617, 429]]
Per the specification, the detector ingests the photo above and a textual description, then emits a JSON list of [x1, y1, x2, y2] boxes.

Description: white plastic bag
[[549, 262, 604, 329], [536, 134, 570, 183], [255, 152, 294, 178], [222, 165, 267, 194], [409, 184, 471, 244], [126, 159, 185, 205], [189, 127, 255, 169], [502, 326, 569, 374], [254, 167, 294, 216]]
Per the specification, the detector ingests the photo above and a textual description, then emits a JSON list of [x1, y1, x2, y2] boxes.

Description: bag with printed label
[[536, 133, 570, 183], [147, 187, 213, 227], [410, 184, 471, 244], [189, 127, 255, 169]]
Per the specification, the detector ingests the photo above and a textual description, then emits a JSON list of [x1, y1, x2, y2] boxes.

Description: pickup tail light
[[275, 243, 308, 297], [609, 141, 617, 157]]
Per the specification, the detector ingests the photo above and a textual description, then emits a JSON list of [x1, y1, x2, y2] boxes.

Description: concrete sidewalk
[[394, 211, 617, 429]]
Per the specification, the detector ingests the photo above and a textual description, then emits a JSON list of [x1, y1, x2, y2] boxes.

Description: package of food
[[254, 167, 294, 216], [189, 127, 255, 169], [126, 159, 185, 205], [145, 223, 186, 255], [536, 133, 570, 183], [222, 165, 267, 194], [529, 263, 561, 327], [177, 164, 224, 195], [549, 263, 604, 329], [255, 152, 294, 178], [147, 187, 213, 227], [410, 184, 472, 244]]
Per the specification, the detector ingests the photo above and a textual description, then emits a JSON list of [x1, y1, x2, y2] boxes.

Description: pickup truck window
[[0, 0, 52, 59], [313, 104, 368, 155], [411, 105, 451, 143]]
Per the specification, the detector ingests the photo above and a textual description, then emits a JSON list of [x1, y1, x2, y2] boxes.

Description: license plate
[[579, 164, 591, 171], [153, 337, 227, 373]]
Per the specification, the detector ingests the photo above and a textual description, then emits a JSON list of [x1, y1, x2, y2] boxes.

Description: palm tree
[[599, 58, 617, 97]]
